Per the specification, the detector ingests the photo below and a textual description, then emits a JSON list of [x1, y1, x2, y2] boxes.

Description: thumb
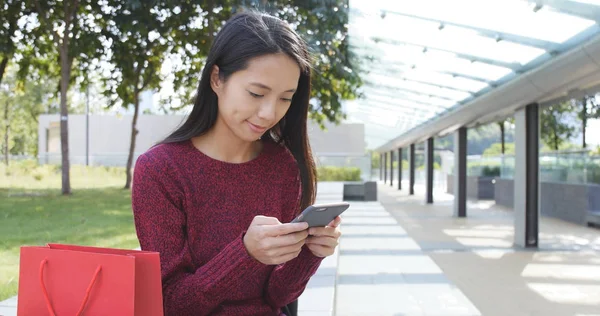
[[327, 216, 342, 228]]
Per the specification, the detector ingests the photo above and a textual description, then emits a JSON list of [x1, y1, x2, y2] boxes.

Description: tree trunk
[[3, 98, 9, 167], [59, 43, 72, 195], [553, 128, 559, 151], [498, 121, 505, 154], [0, 56, 8, 86], [124, 88, 141, 189]]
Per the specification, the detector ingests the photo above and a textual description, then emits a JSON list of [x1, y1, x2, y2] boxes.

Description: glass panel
[[572, 0, 600, 5], [353, 40, 513, 81], [365, 73, 472, 100], [361, 91, 455, 109], [353, 13, 546, 65], [350, 0, 596, 44]]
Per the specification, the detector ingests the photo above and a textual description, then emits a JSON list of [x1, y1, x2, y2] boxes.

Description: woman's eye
[[281, 98, 293, 102], [248, 91, 263, 98]]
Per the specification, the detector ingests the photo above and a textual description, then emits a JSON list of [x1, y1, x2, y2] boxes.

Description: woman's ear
[[210, 65, 222, 95]]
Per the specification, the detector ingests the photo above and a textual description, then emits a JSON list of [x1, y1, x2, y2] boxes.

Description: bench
[[343, 181, 377, 201]]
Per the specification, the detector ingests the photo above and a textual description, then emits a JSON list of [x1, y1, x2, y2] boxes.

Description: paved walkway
[[377, 181, 600, 316], [331, 184, 480, 316]]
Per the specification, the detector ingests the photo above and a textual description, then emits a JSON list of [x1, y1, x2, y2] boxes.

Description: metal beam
[[362, 81, 463, 102], [354, 49, 497, 84], [364, 67, 479, 94], [409, 144, 416, 195], [398, 147, 403, 190], [514, 103, 539, 248], [360, 86, 454, 109], [358, 93, 450, 110], [389, 150, 394, 187], [425, 137, 434, 204], [453, 127, 467, 217], [381, 9, 560, 51], [528, 0, 600, 23], [373, 36, 522, 70], [349, 104, 435, 118]]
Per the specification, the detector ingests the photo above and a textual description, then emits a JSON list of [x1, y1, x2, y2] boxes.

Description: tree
[[32, 0, 105, 195], [540, 101, 577, 151], [0, 0, 28, 86], [0, 64, 57, 164], [483, 142, 515, 156], [261, 0, 363, 127], [497, 121, 505, 154], [577, 94, 600, 149], [166, 1, 362, 128], [496, 117, 514, 154], [102, 0, 186, 189]]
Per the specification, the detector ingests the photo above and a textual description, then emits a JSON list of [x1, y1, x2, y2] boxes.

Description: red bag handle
[[39, 258, 102, 316]]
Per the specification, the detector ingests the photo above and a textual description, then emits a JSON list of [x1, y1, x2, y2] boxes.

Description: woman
[[131, 10, 342, 316]]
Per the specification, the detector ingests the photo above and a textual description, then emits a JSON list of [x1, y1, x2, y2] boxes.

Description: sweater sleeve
[[131, 153, 264, 316], [263, 171, 325, 309]]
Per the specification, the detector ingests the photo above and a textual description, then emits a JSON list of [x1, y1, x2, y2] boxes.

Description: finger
[[269, 238, 305, 257], [309, 226, 340, 237], [306, 236, 338, 248], [252, 216, 281, 226], [327, 216, 342, 228], [268, 230, 309, 248], [264, 222, 308, 237], [306, 244, 328, 258]]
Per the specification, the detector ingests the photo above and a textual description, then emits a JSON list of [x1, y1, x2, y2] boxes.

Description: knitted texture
[[132, 139, 323, 316]]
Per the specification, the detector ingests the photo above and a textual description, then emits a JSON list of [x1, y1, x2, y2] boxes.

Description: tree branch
[[33, 0, 62, 47]]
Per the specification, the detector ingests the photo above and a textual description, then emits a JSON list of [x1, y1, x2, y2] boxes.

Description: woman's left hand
[[305, 216, 342, 258]]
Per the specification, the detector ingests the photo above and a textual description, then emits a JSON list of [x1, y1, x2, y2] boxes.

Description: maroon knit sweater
[[131, 139, 323, 316]]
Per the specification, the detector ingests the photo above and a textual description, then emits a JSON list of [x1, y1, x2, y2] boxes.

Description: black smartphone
[[290, 202, 350, 227]]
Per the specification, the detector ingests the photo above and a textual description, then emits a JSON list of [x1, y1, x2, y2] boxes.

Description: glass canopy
[[345, 0, 600, 149]]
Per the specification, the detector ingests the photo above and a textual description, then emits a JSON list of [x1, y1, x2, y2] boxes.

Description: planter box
[[446, 174, 495, 200], [494, 179, 600, 226]]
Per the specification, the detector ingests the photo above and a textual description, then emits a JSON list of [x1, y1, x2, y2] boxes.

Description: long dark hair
[[161, 11, 317, 212]]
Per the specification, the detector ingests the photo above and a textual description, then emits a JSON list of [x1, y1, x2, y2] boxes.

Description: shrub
[[480, 165, 500, 177], [317, 166, 361, 181]]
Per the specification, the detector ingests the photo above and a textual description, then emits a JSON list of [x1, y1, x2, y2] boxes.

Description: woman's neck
[[191, 119, 262, 164]]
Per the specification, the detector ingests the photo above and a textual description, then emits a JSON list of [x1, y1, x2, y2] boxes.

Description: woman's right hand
[[243, 216, 309, 265]]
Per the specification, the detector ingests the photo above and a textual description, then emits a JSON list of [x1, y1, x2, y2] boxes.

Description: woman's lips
[[247, 121, 267, 133]]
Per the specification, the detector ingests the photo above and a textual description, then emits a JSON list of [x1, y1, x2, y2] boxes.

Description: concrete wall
[[38, 114, 366, 167], [493, 179, 600, 225]]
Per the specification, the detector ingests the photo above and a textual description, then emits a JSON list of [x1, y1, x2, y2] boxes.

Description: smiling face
[[210, 52, 301, 142]]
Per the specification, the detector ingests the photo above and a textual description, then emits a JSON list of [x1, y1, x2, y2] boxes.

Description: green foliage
[[540, 101, 577, 151], [483, 142, 515, 156], [576, 94, 600, 148], [0, 65, 58, 157], [481, 165, 501, 177], [467, 123, 515, 155], [101, 0, 179, 109], [416, 162, 441, 170], [317, 166, 361, 181], [0, 159, 126, 189], [370, 150, 380, 169], [393, 160, 409, 169], [167, 1, 362, 127]]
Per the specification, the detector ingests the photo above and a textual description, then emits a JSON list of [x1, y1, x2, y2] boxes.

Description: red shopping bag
[[17, 243, 163, 316]]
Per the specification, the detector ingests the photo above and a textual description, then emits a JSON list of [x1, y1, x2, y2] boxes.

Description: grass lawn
[[0, 161, 139, 301]]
